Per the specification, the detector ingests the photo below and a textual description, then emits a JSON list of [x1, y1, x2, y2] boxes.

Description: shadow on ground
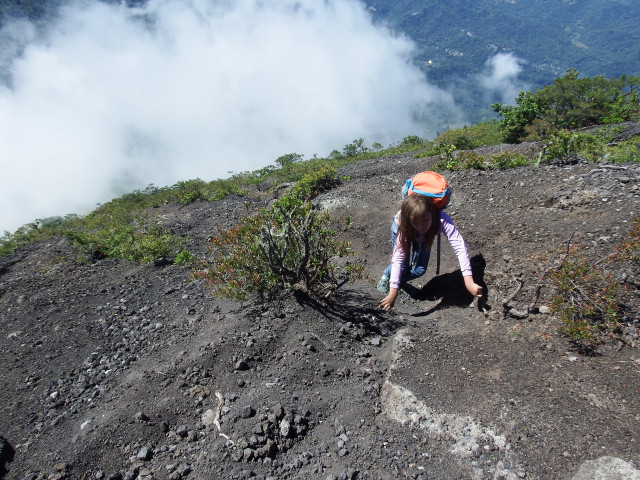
[[412, 254, 490, 317]]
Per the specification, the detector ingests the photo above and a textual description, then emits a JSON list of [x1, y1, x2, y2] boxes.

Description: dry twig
[[214, 391, 233, 444], [502, 277, 526, 320]]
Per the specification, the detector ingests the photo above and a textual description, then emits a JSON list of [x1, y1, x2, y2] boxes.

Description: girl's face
[[410, 213, 432, 234]]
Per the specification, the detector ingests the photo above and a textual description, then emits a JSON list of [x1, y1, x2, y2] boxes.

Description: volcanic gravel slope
[[1, 137, 640, 480]]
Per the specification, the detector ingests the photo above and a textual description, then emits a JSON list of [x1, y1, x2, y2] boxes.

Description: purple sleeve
[[389, 232, 407, 290], [440, 212, 473, 276]]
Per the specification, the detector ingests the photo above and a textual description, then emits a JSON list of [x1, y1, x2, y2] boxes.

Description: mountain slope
[[1, 143, 639, 479]]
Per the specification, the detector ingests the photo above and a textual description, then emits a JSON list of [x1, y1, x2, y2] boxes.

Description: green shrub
[[423, 142, 456, 167], [457, 151, 486, 170], [397, 135, 426, 149], [341, 138, 369, 158], [434, 150, 485, 171], [173, 179, 211, 205], [378, 135, 434, 156], [434, 149, 532, 171], [493, 69, 640, 143], [547, 218, 640, 346], [537, 129, 640, 164], [199, 171, 361, 300], [0, 223, 41, 258], [540, 130, 592, 163], [275, 153, 304, 167], [209, 178, 250, 201], [65, 213, 187, 263], [434, 120, 504, 149], [548, 245, 621, 345], [289, 166, 339, 199], [614, 217, 640, 265], [487, 152, 531, 169], [174, 249, 197, 266], [603, 136, 640, 164]]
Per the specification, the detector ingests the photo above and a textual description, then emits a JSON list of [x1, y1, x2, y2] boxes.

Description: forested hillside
[[366, 0, 640, 121], [2, 0, 639, 123]]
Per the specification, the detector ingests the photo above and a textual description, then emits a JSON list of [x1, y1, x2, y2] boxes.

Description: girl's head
[[398, 194, 440, 247]]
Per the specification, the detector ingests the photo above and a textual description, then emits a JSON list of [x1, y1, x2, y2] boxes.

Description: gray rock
[[241, 405, 256, 418], [137, 446, 152, 461], [280, 419, 291, 438], [134, 412, 150, 422], [272, 403, 284, 419], [234, 360, 249, 371], [252, 422, 264, 435], [201, 408, 216, 427], [571, 456, 640, 480]]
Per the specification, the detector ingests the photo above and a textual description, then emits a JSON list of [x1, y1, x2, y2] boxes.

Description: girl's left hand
[[464, 275, 483, 297]]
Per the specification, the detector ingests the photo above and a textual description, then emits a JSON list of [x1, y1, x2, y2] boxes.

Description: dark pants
[[383, 218, 430, 284]]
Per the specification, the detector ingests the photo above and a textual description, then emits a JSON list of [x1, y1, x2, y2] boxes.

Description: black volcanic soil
[[1, 138, 640, 480]]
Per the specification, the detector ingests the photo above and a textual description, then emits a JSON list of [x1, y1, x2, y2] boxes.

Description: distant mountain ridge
[[4, 0, 638, 83], [365, 0, 640, 121], [2, 0, 638, 123]]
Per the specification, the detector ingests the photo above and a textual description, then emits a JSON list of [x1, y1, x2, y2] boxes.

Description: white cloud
[[0, 0, 460, 233], [480, 52, 528, 105]]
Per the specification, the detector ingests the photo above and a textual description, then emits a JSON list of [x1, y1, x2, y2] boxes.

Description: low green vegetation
[[430, 71, 640, 171], [434, 149, 531, 171], [0, 222, 58, 259], [63, 211, 187, 263], [198, 167, 364, 300], [537, 128, 640, 165], [615, 217, 640, 266], [548, 245, 621, 345], [492, 69, 640, 143], [545, 217, 640, 346], [433, 120, 504, 150]]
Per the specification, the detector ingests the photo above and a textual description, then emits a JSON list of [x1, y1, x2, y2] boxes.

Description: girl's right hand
[[379, 289, 398, 311]]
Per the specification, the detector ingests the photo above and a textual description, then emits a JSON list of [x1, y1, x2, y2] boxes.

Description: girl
[[378, 193, 483, 311]]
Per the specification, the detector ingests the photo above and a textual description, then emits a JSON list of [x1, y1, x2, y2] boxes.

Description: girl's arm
[[388, 232, 407, 290], [441, 213, 483, 297]]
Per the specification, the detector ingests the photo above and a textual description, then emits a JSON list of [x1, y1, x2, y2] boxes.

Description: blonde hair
[[398, 194, 440, 249]]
